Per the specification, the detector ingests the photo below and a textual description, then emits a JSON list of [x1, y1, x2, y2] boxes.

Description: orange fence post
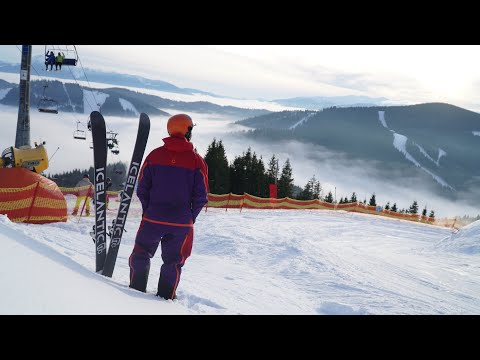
[[226, 193, 231, 212], [26, 182, 40, 223], [240, 193, 245, 213]]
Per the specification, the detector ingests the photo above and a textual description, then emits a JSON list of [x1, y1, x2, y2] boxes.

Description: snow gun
[[0, 142, 49, 173]]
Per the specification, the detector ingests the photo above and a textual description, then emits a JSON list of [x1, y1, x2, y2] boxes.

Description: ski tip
[[140, 113, 151, 123], [90, 111, 105, 125]]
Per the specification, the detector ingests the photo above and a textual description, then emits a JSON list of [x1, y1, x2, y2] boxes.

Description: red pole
[[78, 185, 92, 223], [27, 182, 40, 223]]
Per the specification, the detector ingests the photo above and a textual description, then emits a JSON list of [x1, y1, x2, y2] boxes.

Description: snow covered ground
[[1, 203, 479, 315]]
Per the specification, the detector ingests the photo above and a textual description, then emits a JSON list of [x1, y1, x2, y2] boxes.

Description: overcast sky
[[2, 45, 480, 111]]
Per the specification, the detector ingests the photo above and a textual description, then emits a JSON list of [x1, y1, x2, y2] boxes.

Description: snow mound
[[435, 220, 480, 254], [317, 302, 369, 315]]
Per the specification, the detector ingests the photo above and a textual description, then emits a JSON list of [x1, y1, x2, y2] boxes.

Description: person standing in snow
[[128, 114, 209, 300], [72, 174, 93, 216], [105, 177, 113, 209]]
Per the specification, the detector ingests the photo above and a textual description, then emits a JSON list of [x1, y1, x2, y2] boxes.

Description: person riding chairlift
[[55, 52, 65, 71], [45, 51, 55, 71]]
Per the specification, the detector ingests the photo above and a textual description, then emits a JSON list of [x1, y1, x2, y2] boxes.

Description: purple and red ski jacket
[[137, 136, 209, 227]]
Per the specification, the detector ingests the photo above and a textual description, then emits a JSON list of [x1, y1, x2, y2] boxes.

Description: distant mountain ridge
[[0, 57, 226, 98], [0, 79, 271, 118], [272, 95, 390, 109], [236, 103, 480, 205]]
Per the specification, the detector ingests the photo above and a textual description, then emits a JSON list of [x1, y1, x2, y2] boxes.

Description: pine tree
[[229, 154, 247, 195], [298, 178, 313, 200], [368, 194, 376, 206], [278, 159, 294, 198], [204, 139, 230, 194], [312, 177, 322, 200], [391, 203, 398, 212], [297, 175, 321, 200], [324, 191, 334, 203], [384, 202, 390, 210], [429, 210, 435, 219], [250, 153, 267, 197], [266, 154, 280, 186], [350, 192, 357, 203], [422, 206, 427, 217], [409, 200, 419, 215]]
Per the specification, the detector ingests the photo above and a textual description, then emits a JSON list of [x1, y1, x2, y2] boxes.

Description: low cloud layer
[[0, 105, 476, 218]]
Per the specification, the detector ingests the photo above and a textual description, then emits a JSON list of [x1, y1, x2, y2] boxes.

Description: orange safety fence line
[[59, 186, 119, 200], [2, 184, 450, 227], [207, 193, 440, 226]]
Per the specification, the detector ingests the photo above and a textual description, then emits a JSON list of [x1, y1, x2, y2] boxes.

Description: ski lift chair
[[73, 121, 86, 140], [38, 84, 59, 114], [45, 45, 78, 67], [73, 130, 87, 140], [38, 98, 59, 114]]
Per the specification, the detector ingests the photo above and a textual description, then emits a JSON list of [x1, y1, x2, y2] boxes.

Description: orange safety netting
[[59, 186, 119, 200], [206, 193, 436, 225], [51, 187, 450, 227], [0, 168, 67, 224]]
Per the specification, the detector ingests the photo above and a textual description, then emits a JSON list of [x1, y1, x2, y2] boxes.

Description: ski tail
[[102, 113, 151, 278], [90, 111, 108, 273]]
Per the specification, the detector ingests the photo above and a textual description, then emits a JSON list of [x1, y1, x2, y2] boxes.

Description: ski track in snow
[[0, 88, 11, 100], [414, 143, 436, 164], [378, 111, 453, 190], [289, 112, 315, 130], [63, 83, 76, 113], [414, 143, 447, 167], [118, 98, 139, 116], [378, 111, 388, 128], [83, 90, 109, 114], [2, 205, 480, 315], [436, 148, 446, 165], [393, 133, 454, 190]]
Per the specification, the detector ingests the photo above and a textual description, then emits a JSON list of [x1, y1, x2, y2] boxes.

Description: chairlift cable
[[14, 45, 109, 141], [51, 45, 96, 114], [75, 45, 101, 111], [15, 45, 92, 149], [16, 45, 41, 78], [53, 45, 113, 133]]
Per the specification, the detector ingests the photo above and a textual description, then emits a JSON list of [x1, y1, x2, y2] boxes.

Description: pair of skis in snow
[[89, 111, 150, 277]]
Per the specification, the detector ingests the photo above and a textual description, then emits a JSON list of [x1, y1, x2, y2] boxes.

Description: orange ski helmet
[[167, 114, 194, 141]]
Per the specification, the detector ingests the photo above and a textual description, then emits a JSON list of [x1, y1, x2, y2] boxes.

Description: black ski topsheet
[[90, 111, 108, 273], [102, 113, 151, 278]]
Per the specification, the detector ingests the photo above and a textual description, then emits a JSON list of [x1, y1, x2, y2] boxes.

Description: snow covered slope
[[1, 207, 479, 315]]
